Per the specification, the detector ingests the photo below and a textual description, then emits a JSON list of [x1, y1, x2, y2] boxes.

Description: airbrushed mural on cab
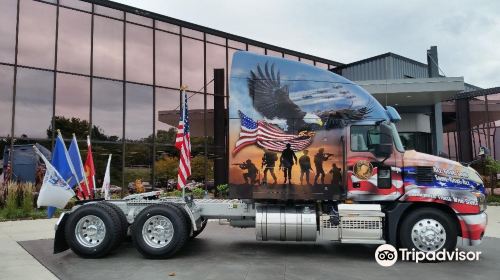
[[228, 51, 387, 199]]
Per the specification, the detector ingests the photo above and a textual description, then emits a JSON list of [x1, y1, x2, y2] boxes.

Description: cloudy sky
[[115, 0, 499, 88]]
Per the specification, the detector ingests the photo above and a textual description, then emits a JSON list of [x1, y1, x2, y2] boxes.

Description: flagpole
[[180, 87, 186, 199], [73, 133, 91, 199], [88, 135, 97, 198]]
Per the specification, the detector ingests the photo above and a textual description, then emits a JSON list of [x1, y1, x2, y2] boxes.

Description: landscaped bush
[[216, 184, 229, 198], [191, 187, 205, 199], [21, 183, 34, 215]]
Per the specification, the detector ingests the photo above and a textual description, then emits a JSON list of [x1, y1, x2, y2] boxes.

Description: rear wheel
[[131, 204, 189, 259], [399, 208, 457, 252], [65, 203, 121, 258], [102, 202, 129, 241]]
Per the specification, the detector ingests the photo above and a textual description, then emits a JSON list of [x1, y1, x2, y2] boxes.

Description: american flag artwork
[[233, 111, 313, 154], [175, 90, 191, 189]]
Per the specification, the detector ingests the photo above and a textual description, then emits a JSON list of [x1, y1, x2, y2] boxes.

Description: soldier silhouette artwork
[[299, 149, 312, 186], [262, 148, 278, 185], [329, 163, 344, 194], [314, 148, 333, 185], [280, 143, 297, 185], [236, 159, 259, 185]]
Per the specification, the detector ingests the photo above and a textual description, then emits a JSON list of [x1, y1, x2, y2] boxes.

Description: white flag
[[101, 154, 112, 200], [34, 146, 75, 209]]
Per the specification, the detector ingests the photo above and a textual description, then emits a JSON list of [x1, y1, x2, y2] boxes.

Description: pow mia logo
[[353, 160, 373, 180], [375, 244, 398, 267]]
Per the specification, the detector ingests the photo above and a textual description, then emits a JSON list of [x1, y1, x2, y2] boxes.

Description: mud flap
[[53, 212, 70, 254]]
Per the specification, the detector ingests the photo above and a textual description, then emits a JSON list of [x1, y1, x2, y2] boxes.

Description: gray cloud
[[115, 0, 500, 88]]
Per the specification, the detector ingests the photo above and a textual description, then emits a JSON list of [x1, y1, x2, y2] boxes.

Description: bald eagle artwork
[[247, 62, 374, 132]]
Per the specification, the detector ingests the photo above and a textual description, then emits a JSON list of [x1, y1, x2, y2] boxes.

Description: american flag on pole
[[175, 89, 191, 190], [233, 111, 314, 154]]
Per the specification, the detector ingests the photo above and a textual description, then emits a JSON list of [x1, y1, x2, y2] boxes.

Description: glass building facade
[[0, 0, 341, 192]]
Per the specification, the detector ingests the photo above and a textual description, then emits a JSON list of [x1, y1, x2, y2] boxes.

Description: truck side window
[[350, 125, 377, 152]]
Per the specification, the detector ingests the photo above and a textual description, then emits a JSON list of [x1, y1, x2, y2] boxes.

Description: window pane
[[95, 5, 124, 20], [350, 126, 377, 152], [18, 0, 56, 69], [156, 21, 179, 34], [316, 62, 328, 69], [182, 28, 203, 40], [154, 145, 178, 188], [182, 37, 204, 91], [0, 0, 17, 63], [300, 58, 314, 65], [92, 143, 123, 189], [228, 40, 245, 50], [93, 16, 123, 80], [125, 143, 152, 192], [284, 53, 298, 61], [58, 8, 91, 74], [266, 49, 282, 58], [59, 0, 91, 12], [205, 43, 226, 94], [125, 83, 153, 141], [126, 13, 152, 27], [206, 34, 225, 45], [248, 45, 264, 54], [187, 93, 205, 144], [0, 65, 14, 136], [15, 68, 53, 139], [156, 88, 179, 144], [155, 30, 180, 88], [92, 78, 123, 141], [126, 24, 153, 84], [55, 73, 90, 136]]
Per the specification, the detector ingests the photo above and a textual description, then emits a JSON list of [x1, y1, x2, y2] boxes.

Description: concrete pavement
[[0, 206, 499, 280]]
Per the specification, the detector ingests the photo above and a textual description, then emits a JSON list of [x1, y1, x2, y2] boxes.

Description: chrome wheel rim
[[75, 215, 106, 248], [142, 215, 174, 248], [411, 218, 446, 252]]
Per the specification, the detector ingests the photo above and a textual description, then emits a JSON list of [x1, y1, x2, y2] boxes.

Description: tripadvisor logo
[[375, 244, 481, 266]]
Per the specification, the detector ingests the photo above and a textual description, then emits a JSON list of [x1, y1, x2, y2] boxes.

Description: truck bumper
[[457, 211, 487, 246]]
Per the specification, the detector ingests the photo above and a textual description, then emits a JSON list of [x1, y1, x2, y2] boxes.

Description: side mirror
[[375, 123, 393, 158]]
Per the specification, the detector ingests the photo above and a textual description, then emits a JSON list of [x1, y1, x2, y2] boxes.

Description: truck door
[[346, 124, 401, 201]]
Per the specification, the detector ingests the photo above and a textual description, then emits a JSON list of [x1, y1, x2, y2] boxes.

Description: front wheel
[[399, 207, 457, 252]]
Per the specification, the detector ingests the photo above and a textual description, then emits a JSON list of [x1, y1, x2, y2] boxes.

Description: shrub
[[191, 187, 205, 199], [216, 184, 229, 198], [21, 183, 34, 215], [5, 182, 20, 219]]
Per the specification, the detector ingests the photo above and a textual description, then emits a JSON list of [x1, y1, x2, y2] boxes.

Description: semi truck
[[53, 51, 487, 259]]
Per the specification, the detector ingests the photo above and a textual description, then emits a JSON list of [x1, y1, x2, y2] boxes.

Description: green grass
[[0, 208, 63, 222]]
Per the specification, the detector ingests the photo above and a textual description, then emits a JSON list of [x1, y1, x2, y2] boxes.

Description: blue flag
[[51, 134, 75, 187], [68, 135, 84, 187]]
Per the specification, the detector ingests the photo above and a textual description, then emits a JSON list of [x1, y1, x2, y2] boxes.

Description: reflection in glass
[[55, 74, 90, 135], [154, 145, 178, 188], [59, 0, 92, 12], [316, 62, 328, 69], [300, 58, 314, 65], [182, 37, 204, 91], [58, 8, 91, 74], [126, 24, 153, 84], [206, 43, 226, 94], [228, 40, 245, 50], [284, 54, 298, 61], [266, 49, 282, 58], [156, 88, 179, 144], [206, 34, 225, 45], [92, 78, 123, 141], [0, 0, 17, 63], [125, 143, 152, 192], [95, 5, 124, 20], [182, 28, 203, 40], [93, 16, 123, 80], [155, 31, 180, 88], [14, 68, 53, 139], [126, 13, 153, 27], [156, 21, 179, 34], [0, 65, 13, 136], [18, 0, 56, 69], [247, 45, 264, 54], [125, 83, 153, 141], [92, 143, 123, 188]]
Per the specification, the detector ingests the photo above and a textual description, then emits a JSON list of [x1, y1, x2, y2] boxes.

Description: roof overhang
[[356, 77, 465, 106]]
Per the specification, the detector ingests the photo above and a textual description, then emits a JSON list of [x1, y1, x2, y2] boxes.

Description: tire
[[64, 203, 121, 258], [102, 202, 129, 241], [191, 218, 207, 239], [131, 204, 189, 259], [399, 207, 457, 253]]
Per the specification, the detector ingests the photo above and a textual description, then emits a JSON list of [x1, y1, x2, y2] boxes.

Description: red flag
[[83, 136, 96, 198], [175, 89, 191, 190]]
